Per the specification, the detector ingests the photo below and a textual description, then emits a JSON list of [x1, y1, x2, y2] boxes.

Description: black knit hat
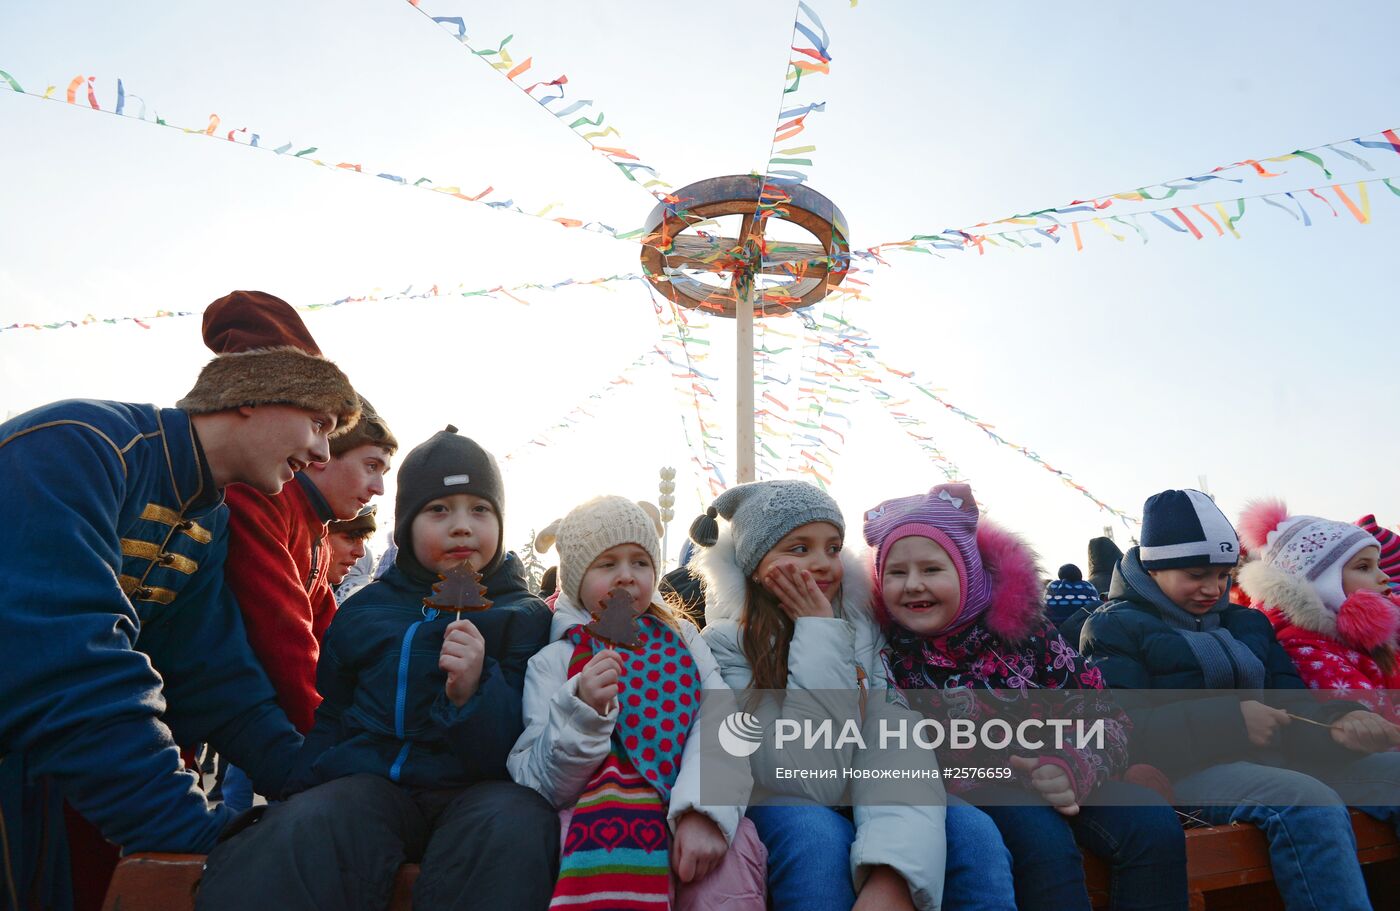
[[393, 425, 505, 582]]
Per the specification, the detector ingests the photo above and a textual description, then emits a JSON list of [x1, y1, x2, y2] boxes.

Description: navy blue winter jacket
[[0, 401, 302, 895], [1079, 547, 1360, 776], [288, 553, 551, 792]]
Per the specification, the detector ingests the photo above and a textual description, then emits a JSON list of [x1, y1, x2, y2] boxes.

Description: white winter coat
[[692, 528, 948, 911], [508, 589, 749, 843]]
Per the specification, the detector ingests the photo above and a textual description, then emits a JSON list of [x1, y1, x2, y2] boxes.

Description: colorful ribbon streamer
[[865, 175, 1396, 261], [0, 272, 648, 334], [646, 283, 728, 500], [503, 348, 662, 461], [871, 127, 1400, 257], [830, 313, 1138, 525], [0, 66, 645, 245], [400, 0, 675, 200]]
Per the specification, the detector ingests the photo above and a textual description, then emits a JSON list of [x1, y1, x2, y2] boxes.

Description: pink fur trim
[[1336, 589, 1400, 651], [1239, 498, 1290, 553], [978, 521, 1046, 644]]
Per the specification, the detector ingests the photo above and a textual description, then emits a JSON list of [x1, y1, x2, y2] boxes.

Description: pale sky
[[3, 0, 1398, 575]]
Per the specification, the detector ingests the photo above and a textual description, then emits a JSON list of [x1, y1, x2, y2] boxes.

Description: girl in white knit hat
[[1239, 498, 1400, 728], [509, 495, 766, 910]]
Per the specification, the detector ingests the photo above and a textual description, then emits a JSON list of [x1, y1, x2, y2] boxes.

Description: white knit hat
[[554, 496, 663, 608], [1240, 499, 1380, 613]]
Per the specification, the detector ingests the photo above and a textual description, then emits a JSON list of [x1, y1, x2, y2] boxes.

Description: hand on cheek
[[761, 561, 834, 619]]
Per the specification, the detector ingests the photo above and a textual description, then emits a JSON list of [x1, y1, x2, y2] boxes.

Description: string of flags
[[0, 272, 646, 334], [647, 284, 729, 501], [868, 127, 1400, 260], [832, 313, 1139, 525], [402, 0, 675, 200], [0, 66, 647, 245], [503, 348, 661, 461], [753, 0, 842, 250]]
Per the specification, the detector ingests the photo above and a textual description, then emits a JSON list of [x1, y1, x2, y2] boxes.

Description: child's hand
[[440, 619, 486, 708], [760, 562, 834, 619], [672, 811, 727, 884], [1240, 700, 1291, 747], [853, 865, 916, 911], [1009, 755, 1079, 816], [577, 650, 623, 716], [1331, 710, 1400, 753]]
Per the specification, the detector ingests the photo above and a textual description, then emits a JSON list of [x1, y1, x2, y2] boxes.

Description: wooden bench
[[1084, 810, 1400, 910], [103, 812, 1399, 911]]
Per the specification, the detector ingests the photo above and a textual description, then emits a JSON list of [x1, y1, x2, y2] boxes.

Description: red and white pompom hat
[[1239, 499, 1396, 649]]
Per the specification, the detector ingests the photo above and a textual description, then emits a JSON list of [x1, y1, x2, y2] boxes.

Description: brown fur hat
[[330, 395, 398, 457], [176, 290, 361, 434]]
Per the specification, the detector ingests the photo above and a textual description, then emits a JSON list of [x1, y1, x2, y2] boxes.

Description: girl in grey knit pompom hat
[[688, 480, 845, 577]]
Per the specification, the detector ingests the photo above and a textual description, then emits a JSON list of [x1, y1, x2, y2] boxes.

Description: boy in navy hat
[[1080, 489, 1400, 910]]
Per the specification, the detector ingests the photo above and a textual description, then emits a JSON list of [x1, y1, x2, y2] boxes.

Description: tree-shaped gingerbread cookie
[[586, 587, 642, 648], [424, 563, 493, 613]]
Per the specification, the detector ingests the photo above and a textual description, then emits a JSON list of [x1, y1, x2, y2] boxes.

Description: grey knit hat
[[556, 496, 663, 608], [688, 480, 845, 577]]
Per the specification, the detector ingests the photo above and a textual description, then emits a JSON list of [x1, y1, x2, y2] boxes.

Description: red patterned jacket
[[1240, 559, 1400, 726]]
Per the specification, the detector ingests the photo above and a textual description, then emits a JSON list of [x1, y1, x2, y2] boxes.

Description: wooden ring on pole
[[639, 175, 851, 318]]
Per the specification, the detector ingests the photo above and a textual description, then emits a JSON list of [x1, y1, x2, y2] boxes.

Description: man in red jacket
[[223, 397, 397, 734], [202, 292, 399, 738]]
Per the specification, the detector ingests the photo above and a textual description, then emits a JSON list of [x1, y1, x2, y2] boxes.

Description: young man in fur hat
[[0, 289, 361, 911], [223, 382, 398, 736]]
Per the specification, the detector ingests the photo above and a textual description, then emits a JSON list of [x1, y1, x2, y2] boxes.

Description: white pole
[[736, 280, 756, 484]]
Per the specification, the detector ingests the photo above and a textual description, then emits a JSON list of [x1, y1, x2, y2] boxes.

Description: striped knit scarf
[[550, 616, 701, 911]]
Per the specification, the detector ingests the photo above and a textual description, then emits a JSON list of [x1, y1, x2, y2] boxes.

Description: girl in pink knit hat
[[864, 482, 1187, 911]]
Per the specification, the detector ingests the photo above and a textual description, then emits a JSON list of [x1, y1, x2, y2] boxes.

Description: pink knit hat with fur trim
[[863, 483, 991, 633]]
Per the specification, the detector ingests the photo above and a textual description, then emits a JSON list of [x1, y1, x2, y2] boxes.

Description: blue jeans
[[968, 782, 1187, 911], [748, 802, 1017, 911], [1314, 749, 1400, 837], [746, 805, 855, 911], [1174, 761, 1370, 911], [945, 799, 1016, 911]]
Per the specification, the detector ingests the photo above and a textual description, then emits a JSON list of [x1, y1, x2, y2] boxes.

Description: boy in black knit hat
[[197, 426, 557, 911]]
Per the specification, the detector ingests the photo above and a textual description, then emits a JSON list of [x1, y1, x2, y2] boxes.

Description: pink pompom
[[1336, 589, 1400, 651], [1239, 498, 1291, 552]]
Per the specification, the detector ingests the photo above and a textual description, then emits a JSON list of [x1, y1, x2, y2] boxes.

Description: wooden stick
[[1284, 712, 1334, 729]]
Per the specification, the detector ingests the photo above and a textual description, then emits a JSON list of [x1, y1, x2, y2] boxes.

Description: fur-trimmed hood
[[1239, 559, 1400, 651], [689, 520, 874, 627], [959, 520, 1046, 644], [867, 518, 1046, 644]]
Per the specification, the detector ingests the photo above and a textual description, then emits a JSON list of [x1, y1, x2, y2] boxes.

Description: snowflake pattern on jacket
[[1262, 607, 1400, 727]]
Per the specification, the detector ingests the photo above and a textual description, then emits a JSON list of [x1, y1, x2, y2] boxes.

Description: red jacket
[[1240, 560, 1400, 726], [225, 475, 336, 733]]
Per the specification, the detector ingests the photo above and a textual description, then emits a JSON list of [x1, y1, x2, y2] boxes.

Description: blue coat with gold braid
[[0, 399, 302, 911]]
